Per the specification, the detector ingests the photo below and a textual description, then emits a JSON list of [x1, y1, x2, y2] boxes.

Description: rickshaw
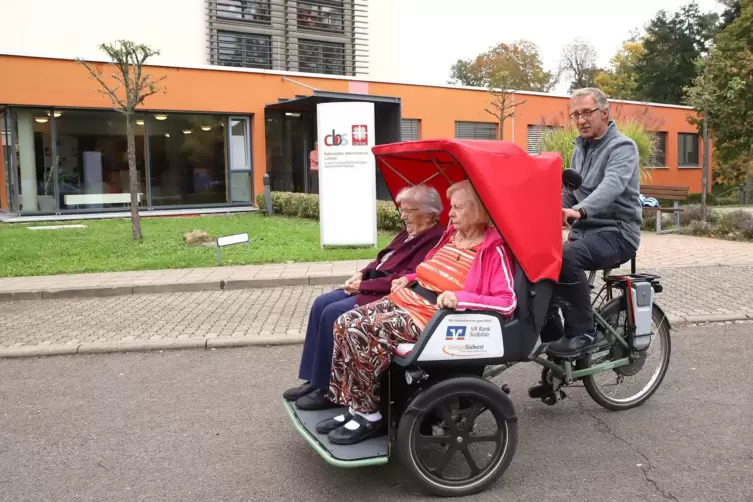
[[283, 139, 672, 497]]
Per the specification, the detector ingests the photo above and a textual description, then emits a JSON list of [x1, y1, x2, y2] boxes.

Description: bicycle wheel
[[581, 296, 672, 411]]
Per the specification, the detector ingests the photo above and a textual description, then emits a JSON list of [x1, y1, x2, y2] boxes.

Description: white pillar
[[17, 112, 38, 211]]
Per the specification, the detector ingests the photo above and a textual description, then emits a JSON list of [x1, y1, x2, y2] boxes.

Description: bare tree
[[559, 39, 599, 92], [484, 86, 527, 141], [76, 40, 166, 241]]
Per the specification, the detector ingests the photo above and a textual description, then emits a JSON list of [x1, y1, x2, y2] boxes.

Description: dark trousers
[[298, 289, 357, 389], [541, 231, 636, 341]]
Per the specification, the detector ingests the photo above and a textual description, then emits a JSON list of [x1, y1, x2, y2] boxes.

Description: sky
[[393, 0, 725, 94]]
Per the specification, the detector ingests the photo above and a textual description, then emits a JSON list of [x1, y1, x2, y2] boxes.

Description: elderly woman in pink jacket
[[316, 180, 517, 446]]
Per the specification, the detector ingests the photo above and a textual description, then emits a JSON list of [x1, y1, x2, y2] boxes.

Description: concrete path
[[2, 327, 752, 501], [2, 232, 753, 301], [2, 264, 753, 357]]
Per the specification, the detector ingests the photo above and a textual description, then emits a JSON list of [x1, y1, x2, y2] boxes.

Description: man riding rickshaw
[[282, 88, 672, 497]]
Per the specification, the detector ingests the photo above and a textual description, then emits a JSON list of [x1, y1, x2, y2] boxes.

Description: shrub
[[687, 220, 714, 236], [726, 210, 753, 231], [684, 193, 718, 206], [678, 204, 718, 226], [538, 119, 655, 183], [256, 191, 403, 231]]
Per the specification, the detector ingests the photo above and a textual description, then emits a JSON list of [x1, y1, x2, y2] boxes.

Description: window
[[526, 125, 561, 154], [454, 122, 497, 140], [228, 117, 253, 203], [649, 131, 667, 167], [216, 31, 273, 69], [216, 0, 271, 23], [678, 133, 699, 167], [297, 1, 345, 33], [146, 113, 229, 206], [1, 111, 11, 211], [401, 119, 420, 141], [299, 39, 345, 75], [9, 109, 54, 212]]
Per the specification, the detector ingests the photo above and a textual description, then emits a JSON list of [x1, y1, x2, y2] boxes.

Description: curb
[[0, 334, 306, 358], [2, 313, 750, 360], [0, 274, 352, 302]]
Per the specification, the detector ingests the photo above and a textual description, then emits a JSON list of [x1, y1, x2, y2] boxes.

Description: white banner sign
[[316, 101, 377, 247]]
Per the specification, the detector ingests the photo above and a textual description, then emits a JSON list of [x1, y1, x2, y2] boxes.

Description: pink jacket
[[404, 224, 517, 318]]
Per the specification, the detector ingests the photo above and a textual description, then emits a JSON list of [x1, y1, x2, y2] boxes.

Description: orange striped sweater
[[388, 242, 479, 329]]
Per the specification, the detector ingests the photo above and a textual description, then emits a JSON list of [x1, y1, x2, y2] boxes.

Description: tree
[[448, 40, 557, 91], [448, 59, 485, 87], [76, 40, 167, 241], [633, 2, 719, 104], [449, 40, 557, 141], [593, 40, 645, 100], [559, 39, 599, 92], [686, 0, 753, 201], [718, 0, 741, 29]]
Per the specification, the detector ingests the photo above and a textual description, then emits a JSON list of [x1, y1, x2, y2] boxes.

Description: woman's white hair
[[395, 184, 443, 220]]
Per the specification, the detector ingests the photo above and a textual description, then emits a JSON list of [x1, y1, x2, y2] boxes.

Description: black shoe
[[545, 334, 596, 358], [528, 381, 553, 399], [328, 415, 386, 445], [295, 389, 340, 411], [316, 411, 354, 434], [283, 381, 314, 401]]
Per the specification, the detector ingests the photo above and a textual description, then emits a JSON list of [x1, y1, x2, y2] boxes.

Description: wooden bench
[[639, 185, 689, 234]]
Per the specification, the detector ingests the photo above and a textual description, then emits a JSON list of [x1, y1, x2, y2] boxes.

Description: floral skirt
[[328, 298, 421, 413]]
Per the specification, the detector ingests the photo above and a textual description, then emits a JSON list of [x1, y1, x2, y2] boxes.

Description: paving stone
[[2, 266, 753, 351]]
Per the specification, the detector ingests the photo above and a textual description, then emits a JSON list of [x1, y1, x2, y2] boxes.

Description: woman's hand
[[436, 291, 458, 309], [391, 277, 409, 293], [344, 272, 363, 288], [343, 279, 361, 295]]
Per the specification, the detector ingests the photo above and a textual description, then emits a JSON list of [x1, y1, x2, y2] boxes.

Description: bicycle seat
[[585, 254, 636, 273]]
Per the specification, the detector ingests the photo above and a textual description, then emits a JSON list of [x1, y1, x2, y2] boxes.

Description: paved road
[[4, 265, 753, 350], [1, 323, 752, 502]]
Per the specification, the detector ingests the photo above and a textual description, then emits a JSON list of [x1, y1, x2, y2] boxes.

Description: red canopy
[[372, 139, 563, 283]]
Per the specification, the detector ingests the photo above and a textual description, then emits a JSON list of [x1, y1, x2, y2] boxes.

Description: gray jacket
[[563, 121, 642, 250]]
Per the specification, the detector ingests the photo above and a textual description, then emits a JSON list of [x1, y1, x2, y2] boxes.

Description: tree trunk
[[701, 110, 710, 220], [125, 114, 143, 240], [499, 117, 505, 141], [746, 146, 753, 205]]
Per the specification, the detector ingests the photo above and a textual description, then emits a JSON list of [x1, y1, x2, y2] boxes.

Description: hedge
[[256, 191, 404, 231]]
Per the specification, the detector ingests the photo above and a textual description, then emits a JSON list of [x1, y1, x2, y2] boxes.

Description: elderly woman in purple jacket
[[283, 185, 445, 410]]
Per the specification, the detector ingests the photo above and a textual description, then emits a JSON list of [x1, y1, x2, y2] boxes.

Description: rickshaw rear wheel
[[397, 376, 518, 497], [581, 297, 672, 411]]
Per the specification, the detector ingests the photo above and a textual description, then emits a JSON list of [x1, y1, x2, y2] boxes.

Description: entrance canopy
[[266, 90, 401, 112]]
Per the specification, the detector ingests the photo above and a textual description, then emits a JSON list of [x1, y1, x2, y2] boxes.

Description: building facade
[[0, 1, 707, 216]]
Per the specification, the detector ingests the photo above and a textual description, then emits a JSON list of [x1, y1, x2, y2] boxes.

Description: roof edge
[[0, 51, 697, 111]]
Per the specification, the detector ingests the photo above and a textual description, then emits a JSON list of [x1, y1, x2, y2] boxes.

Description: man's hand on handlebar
[[562, 208, 581, 226]]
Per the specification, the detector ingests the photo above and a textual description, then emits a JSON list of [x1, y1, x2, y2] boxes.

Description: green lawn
[[0, 214, 397, 277]]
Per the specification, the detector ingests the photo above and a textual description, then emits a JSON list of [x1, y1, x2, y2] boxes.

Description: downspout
[[511, 93, 516, 144]]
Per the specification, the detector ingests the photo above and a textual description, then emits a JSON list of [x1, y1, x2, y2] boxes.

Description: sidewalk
[[2, 232, 753, 301]]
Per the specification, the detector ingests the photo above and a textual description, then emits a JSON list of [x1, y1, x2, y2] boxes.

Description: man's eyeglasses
[[569, 108, 601, 121]]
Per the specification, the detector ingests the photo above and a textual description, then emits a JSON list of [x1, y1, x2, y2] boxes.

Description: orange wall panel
[[0, 54, 710, 204]]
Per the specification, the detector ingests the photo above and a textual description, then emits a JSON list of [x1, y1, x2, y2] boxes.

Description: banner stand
[[317, 101, 378, 249]]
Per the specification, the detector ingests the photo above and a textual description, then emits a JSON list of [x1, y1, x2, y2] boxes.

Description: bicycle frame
[[483, 268, 634, 382]]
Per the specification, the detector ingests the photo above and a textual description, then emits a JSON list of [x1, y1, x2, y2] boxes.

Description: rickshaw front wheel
[[397, 376, 518, 497]]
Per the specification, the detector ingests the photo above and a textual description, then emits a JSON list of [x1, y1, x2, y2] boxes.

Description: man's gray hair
[[396, 184, 443, 220], [571, 87, 610, 110]]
